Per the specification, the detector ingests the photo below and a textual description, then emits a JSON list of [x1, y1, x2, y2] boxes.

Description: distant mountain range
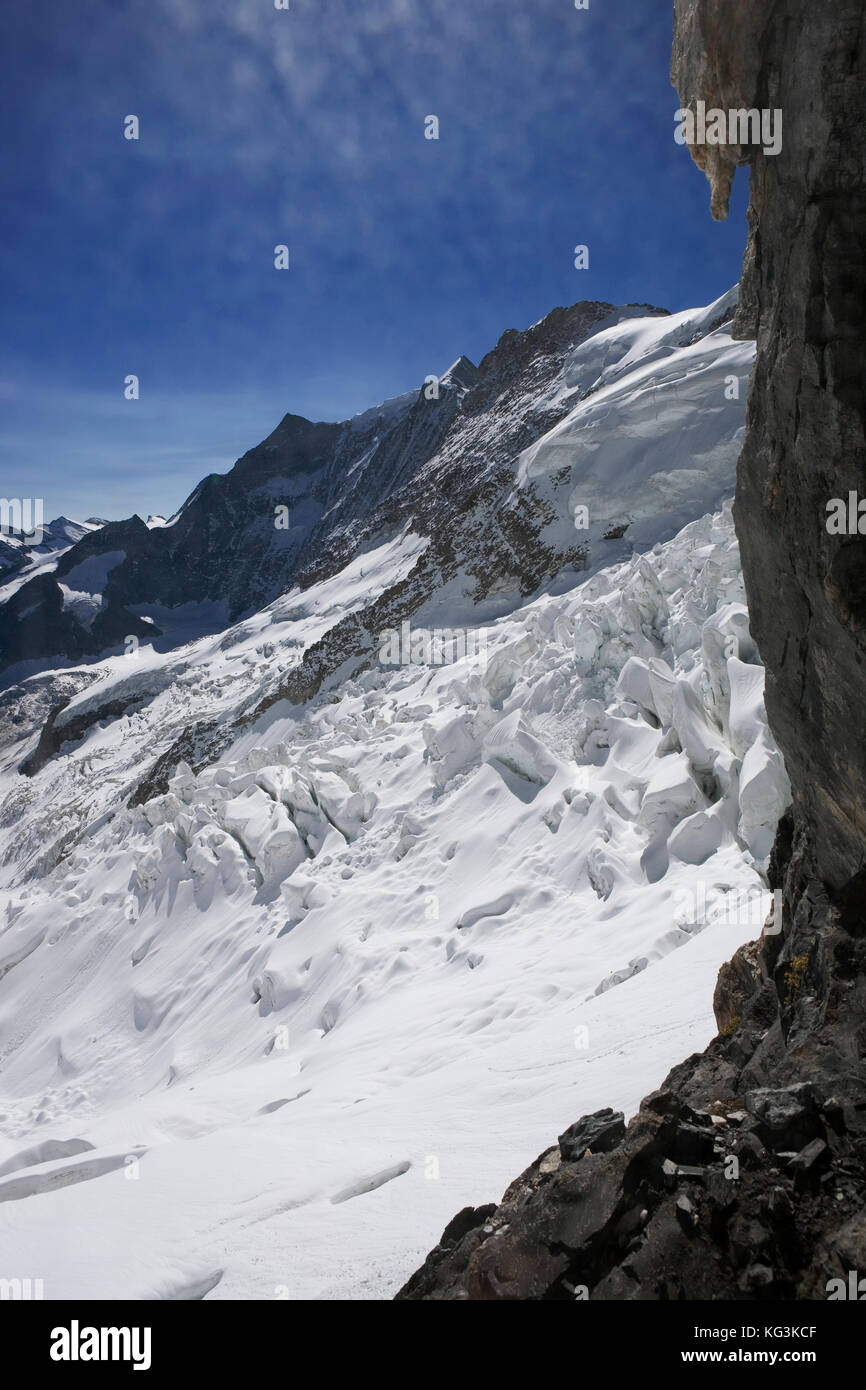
[[0, 515, 106, 574]]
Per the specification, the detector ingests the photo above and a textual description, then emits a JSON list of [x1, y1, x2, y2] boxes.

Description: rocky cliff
[[398, 0, 866, 1300]]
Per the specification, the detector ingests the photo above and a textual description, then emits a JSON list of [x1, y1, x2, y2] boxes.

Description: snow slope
[[0, 514, 788, 1299], [0, 295, 787, 1300], [515, 286, 753, 558]]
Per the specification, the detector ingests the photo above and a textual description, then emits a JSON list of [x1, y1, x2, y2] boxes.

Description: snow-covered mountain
[[0, 290, 789, 1299], [0, 515, 104, 582], [0, 291, 745, 686]]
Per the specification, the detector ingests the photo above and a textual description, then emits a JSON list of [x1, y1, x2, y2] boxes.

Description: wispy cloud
[[1, 0, 750, 519]]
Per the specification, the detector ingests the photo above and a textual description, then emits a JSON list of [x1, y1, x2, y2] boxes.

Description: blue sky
[[0, 0, 750, 522]]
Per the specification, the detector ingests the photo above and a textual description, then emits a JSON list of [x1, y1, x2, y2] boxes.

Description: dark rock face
[[398, 889, 866, 1299], [558, 1110, 626, 1163], [725, 6, 866, 894], [397, 0, 866, 1301]]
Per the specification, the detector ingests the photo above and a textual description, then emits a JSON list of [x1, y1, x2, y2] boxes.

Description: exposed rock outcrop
[[398, 0, 866, 1300]]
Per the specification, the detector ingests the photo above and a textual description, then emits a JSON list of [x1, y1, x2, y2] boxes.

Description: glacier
[[0, 292, 790, 1299]]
